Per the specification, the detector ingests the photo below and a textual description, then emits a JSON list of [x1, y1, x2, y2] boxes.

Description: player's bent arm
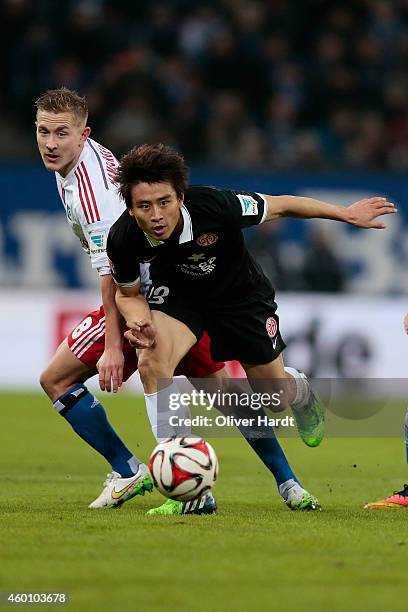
[[97, 273, 126, 391], [115, 283, 152, 327], [100, 273, 123, 350], [115, 284, 155, 349], [263, 195, 397, 229]]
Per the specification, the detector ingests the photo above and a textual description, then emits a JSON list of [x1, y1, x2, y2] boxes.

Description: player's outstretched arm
[[263, 195, 397, 228], [97, 274, 125, 393]]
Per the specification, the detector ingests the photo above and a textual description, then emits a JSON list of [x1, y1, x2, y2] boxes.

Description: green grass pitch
[[2, 392, 408, 612]]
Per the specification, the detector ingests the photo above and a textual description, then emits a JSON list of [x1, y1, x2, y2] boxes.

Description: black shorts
[[147, 285, 286, 366]]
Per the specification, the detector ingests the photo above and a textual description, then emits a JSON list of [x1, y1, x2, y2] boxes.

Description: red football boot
[[364, 484, 408, 509]]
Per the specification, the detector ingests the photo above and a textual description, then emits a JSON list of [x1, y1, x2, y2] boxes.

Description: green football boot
[[292, 373, 325, 447], [146, 492, 217, 515], [284, 483, 321, 511]]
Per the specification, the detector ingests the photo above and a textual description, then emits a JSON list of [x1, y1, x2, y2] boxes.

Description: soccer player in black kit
[[107, 144, 396, 515]]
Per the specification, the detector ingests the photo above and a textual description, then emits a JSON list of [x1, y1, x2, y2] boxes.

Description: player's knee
[[138, 353, 172, 387], [40, 368, 74, 402], [39, 367, 57, 400]]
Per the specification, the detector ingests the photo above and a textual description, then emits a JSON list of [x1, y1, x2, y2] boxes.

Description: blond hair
[[35, 87, 88, 125]]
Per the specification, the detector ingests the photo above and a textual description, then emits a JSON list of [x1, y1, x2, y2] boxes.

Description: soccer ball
[[148, 436, 219, 502]]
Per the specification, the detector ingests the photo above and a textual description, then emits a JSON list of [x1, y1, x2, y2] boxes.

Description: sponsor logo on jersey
[[266, 316, 277, 338], [237, 194, 258, 216], [90, 234, 104, 248], [89, 232, 107, 255], [177, 255, 217, 276], [189, 253, 206, 262], [196, 233, 218, 247]]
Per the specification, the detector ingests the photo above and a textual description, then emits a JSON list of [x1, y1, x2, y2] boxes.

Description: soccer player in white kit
[[35, 88, 154, 508]]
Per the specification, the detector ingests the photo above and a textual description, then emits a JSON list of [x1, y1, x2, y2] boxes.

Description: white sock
[[144, 379, 191, 442], [284, 367, 310, 408], [279, 478, 299, 499], [127, 455, 142, 474]]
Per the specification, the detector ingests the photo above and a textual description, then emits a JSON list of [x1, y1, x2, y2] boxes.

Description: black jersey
[[107, 185, 272, 304]]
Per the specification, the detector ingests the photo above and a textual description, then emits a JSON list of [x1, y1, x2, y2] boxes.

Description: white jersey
[[55, 137, 126, 275]]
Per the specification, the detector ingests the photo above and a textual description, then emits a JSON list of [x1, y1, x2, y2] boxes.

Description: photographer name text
[[168, 415, 295, 428]]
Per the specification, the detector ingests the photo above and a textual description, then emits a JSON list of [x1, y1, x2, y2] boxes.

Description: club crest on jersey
[[237, 194, 258, 216], [266, 317, 277, 338], [196, 233, 218, 247]]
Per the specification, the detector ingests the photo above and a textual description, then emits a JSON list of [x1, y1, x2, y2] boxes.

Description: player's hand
[[96, 347, 125, 393], [403, 313, 408, 335], [125, 320, 156, 349], [346, 197, 397, 229]]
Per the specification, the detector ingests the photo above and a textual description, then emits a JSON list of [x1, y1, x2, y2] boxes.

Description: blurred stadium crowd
[[2, 0, 408, 171]]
